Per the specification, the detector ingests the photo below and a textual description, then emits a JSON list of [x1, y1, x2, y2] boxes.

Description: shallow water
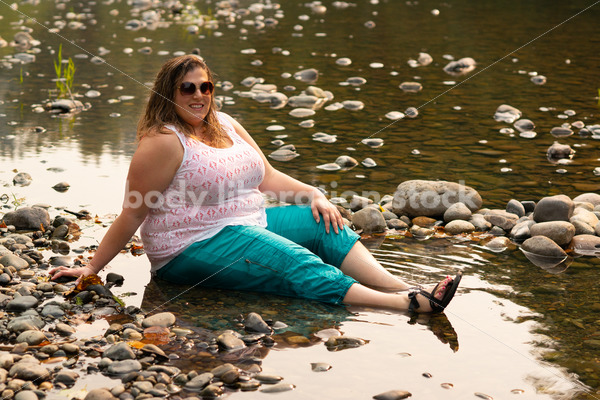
[[2, 0, 600, 398]]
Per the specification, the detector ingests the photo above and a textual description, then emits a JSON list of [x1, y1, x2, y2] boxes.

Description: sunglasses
[[178, 81, 214, 96]]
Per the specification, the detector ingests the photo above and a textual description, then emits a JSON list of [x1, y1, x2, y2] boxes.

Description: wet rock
[[373, 389, 412, 399], [106, 359, 142, 375], [6, 296, 38, 312], [506, 199, 526, 217], [494, 104, 521, 123], [269, 148, 299, 162], [140, 344, 167, 359], [550, 127, 573, 138], [385, 111, 405, 120], [443, 57, 476, 75], [513, 119, 535, 133], [325, 336, 367, 350], [293, 68, 319, 83], [13, 172, 32, 187], [484, 212, 518, 231], [289, 108, 315, 118], [387, 219, 409, 230], [470, 214, 492, 231], [287, 94, 321, 109], [444, 220, 475, 235], [547, 142, 574, 160], [509, 220, 535, 242], [46, 99, 84, 114], [443, 202, 472, 223], [244, 312, 273, 334], [217, 331, 245, 351], [55, 370, 79, 386], [336, 57, 352, 66], [106, 273, 124, 287], [0, 254, 29, 270], [41, 304, 64, 318], [16, 330, 47, 346], [104, 342, 136, 361], [571, 208, 599, 228], [211, 363, 236, 379], [7, 316, 44, 333], [261, 383, 295, 393], [335, 155, 358, 168], [200, 384, 223, 398], [311, 362, 332, 372], [14, 391, 38, 400], [392, 180, 482, 218], [184, 372, 213, 391], [9, 358, 49, 381], [570, 235, 600, 256], [399, 82, 422, 93], [256, 92, 288, 109], [142, 312, 176, 328], [342, 100, 364, 111], [485, 236, 512, 252], [1, 207, 51, 230], [572, 220, 595, 236], [52, 182, 70, 192], [84, 388, 117, 400], [533, 195, 574, 222], [352, 208, 386, 233], [361, 138, 384, 148], [405, 107, 419, 118], [531, 75, 546, 85], [361, 158, 377, 168], [521, 236, 568, 258]]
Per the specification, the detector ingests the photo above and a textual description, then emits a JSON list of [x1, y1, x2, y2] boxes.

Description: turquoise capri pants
[[155, 205, 360, 304]]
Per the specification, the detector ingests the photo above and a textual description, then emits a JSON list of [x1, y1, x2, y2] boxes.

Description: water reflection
[[520, 249, 573, 273]]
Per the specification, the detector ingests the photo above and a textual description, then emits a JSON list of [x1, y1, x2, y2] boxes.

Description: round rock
[[352, 208, 386, 233], [533, 195, 574, 223], [443, 202, 472, 223], [444, 220, 475, 235], [142, 312, 176, 328]]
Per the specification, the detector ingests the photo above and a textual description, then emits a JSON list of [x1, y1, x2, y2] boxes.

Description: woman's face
[[173, 67, 213, 129]]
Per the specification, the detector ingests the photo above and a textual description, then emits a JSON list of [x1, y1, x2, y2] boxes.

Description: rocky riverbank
[[0, 178, 598, 399]]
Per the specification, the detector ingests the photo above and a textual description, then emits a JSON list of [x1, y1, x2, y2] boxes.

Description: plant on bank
[[53, 43, 76, 99]]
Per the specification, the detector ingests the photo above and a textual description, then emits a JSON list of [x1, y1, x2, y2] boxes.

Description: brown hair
[[137, 54, 227, 147]]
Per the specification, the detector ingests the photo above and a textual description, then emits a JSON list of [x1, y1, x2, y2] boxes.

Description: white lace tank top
[[141, 112, 267, 272]]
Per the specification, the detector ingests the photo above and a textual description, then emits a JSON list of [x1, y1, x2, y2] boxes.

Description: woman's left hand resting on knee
[[224, 114, 344, 234]]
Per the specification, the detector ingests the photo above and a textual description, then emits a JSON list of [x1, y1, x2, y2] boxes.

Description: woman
[[49, 55, 461, 313]]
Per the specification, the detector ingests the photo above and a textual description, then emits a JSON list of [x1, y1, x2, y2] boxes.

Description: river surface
[[1, 0, 600, 398]]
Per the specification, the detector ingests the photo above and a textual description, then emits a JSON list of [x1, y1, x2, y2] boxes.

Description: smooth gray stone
[[106, 360, 142, 375], [445, 220, 475, 235], [533, 195, 574, 222], [104, 342, 136, 361], [6, 296, 39, 312], [7, 315, 44, 333], [352, 208, 386, 233], [184, 372, 213, 391], [521, 236, 567, 258]]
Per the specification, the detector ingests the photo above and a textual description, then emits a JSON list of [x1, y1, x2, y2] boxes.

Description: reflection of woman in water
[[49, 54, 461, 313]]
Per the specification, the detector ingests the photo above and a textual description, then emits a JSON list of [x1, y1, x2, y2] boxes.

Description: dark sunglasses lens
[[200, 82, 214, 94], [180, 82, 196, 95]]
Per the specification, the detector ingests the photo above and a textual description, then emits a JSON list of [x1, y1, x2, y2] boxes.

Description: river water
[[1, 0, 600, 398]]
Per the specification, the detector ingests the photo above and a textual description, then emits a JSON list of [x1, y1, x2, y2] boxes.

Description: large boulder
[[533, 195, 574, 223], [1, 207, 50, 230], [392, 180, 482, 218]]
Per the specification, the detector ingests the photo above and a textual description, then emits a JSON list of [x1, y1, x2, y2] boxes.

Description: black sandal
[[408, 272, 463, 313]]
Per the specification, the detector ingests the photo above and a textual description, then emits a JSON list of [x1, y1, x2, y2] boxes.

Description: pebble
[[373, 389, 412, 399]]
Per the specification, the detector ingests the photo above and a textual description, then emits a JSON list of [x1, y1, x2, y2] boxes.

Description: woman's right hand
[[48, 265, 98, 285]]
